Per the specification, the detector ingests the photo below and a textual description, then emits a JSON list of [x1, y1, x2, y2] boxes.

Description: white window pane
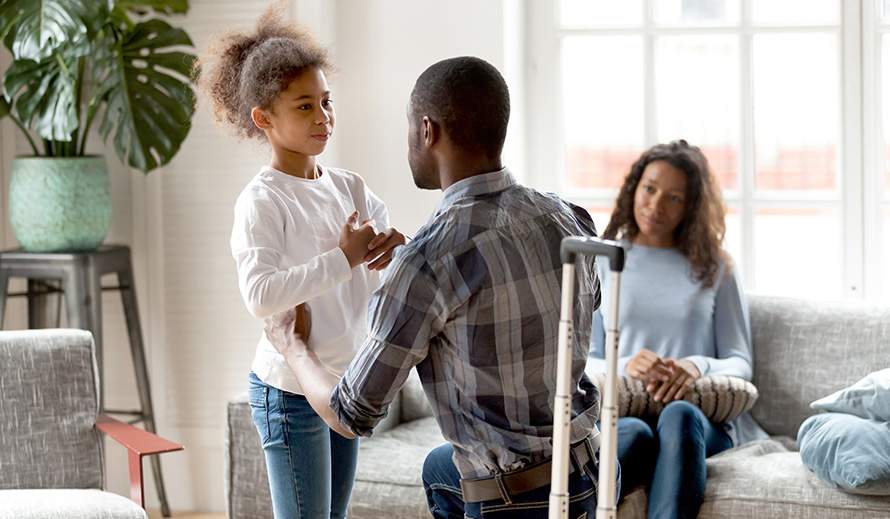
[[562, 36, 644, 190], [884, 36, 890, 193], [753, 208, 842, 299], [753, 34, 838, 191], [883, 0, 890, 21], [585, 205, 616, 237], [656, 35, 739, 190], [751, 0, 839, 24], [884, 208, 890, 301], [655, 0, 739, 25], [559, 0, 642, 27], [724, 206, 743, 272]]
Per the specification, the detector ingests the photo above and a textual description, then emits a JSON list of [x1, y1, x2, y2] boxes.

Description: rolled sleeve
[[329, 245, 446, 435]]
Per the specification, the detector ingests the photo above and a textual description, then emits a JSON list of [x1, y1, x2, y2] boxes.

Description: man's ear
[[421, 116, 439, 148], [251, 107, 272, 131]]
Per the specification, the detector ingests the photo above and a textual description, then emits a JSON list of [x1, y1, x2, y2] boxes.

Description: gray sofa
[[225, 295, 890, 518]]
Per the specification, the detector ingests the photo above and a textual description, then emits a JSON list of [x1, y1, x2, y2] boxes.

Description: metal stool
[[0, 245, 173, 517]]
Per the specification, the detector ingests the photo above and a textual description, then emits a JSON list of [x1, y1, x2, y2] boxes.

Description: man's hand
[[263, 303, 357, 439], [625, 349, 674, 391], [365, 227, 408, 270], [339, 211, 378, 268], [652, 358, 701, 403]]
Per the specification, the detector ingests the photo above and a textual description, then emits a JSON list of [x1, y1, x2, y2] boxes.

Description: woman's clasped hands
[[625, 349, 701, 404]]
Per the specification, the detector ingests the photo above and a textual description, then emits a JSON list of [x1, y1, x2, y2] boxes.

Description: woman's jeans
[[422, 441, 618, 519], [616, 400, 733, 519], [248, 372, 359, 519]]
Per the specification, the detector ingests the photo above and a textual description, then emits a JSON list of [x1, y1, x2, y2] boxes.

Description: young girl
[[586, 140, 767, 519], [193, 4, 405, 518]]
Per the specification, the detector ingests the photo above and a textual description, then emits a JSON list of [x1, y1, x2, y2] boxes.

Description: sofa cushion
[[588, 374, 757, 423], [350, 416, 445, 519], [810, 369, 890, 422], [798, 413, 890, 496], [696, 437, 890, 518], [748, 296, 890, 438], [399, 368, 434, 423], [225, 393, 272, 519], [0, 489, 147, 519]]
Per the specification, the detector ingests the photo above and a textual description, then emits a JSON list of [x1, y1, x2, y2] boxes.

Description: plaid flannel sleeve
[[330, 244, 448, 436]]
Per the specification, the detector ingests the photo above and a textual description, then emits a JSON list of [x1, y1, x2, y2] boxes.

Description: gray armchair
[[0, 329, 182, 519]]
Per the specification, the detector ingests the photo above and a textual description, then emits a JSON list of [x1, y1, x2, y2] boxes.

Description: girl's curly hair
[[192, 0, 332, 140], [603, 140, 729, 288]]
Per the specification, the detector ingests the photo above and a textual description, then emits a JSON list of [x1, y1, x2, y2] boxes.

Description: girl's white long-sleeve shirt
[[231, 165, 389, 395]]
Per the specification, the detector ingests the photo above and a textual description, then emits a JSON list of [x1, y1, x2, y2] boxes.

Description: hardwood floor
[[146, 511, 225, 519]]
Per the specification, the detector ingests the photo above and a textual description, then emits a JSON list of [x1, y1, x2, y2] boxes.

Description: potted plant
[[0, 0, 197, 252]]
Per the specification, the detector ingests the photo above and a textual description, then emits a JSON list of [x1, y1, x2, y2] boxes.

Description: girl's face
[[263, 67, 335, 159], [632, 160, 687, 247]]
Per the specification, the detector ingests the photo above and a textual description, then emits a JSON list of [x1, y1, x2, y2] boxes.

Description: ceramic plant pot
[[8, 156, 112, 252]]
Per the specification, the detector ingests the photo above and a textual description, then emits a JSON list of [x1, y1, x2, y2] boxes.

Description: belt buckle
[[573, 435, 597, 479], [493, 472, 513, 505]]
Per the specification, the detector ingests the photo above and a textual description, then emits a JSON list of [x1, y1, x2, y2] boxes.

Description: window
[[527, 0, 889, 301]]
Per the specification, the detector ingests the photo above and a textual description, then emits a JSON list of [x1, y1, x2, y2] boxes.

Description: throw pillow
[[798, 412, 890, 495], [587, 374, 758, 423], [810, 368, 890, 422]]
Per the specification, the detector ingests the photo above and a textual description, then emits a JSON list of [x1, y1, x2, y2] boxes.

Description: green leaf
[[3, 49, 80, 142], [0, 96, 9, 119], [117, 0, 189, 16], [0, 0, 110, 61], [95, 18, 196, 172]]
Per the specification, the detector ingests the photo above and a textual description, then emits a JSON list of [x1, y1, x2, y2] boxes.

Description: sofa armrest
[[95, 414, 183, 508]]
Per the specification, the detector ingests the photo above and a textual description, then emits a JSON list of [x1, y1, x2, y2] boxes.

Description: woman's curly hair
[[192, 0, 332, 141], [603, 140, 729, 288]]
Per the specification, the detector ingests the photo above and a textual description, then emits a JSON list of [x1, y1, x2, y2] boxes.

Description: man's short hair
[[410, 56, 510, 158]]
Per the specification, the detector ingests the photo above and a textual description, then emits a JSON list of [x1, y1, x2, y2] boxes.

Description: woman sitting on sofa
[[587, 140, 767, 519]]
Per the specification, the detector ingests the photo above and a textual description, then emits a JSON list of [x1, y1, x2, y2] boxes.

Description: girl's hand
[[625, 349, 674, 390], [652, 358, 701, 403], [339, 211, 378, 268], [364, 227, 408, 270]]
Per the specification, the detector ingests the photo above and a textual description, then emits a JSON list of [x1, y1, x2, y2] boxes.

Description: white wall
[[328, 0, 516, 236], [1, 0, 526, 512]]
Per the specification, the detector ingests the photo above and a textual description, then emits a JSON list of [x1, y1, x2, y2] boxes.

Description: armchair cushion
[[0, 489, 147, 519], [0, 329, 103, 490]]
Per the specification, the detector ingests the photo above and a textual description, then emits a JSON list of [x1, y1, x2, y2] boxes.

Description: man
[[264, 56, 609, 519]]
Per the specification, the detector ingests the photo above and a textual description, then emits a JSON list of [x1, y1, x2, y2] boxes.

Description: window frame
[[526, 0, 884, 300]]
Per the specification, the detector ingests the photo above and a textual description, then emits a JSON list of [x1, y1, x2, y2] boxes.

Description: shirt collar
[[432, 167, 516, 218]]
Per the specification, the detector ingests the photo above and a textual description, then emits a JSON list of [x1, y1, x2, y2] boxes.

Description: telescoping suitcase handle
[[550, 236, 626, 519], [560, 236, 626, 271]]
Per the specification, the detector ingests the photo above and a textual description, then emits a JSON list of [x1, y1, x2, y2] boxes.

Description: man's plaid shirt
[[331, 168, 602, 480]]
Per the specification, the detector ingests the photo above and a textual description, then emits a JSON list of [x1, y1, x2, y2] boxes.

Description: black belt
[[459, 433, 600, 504]]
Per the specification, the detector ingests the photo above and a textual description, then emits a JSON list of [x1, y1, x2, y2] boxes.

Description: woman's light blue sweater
[[586, 243, 768, 445]]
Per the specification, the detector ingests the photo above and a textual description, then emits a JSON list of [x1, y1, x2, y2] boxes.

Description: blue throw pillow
[[810, 368, 890, 421], [798, 412, 890, 495]]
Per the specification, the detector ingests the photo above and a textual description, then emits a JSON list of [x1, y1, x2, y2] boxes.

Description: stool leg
[[27, 280, 61, 329], [0, 270, 8, 329], [118, 268, 173, 518], [64, 262, 104, 407]]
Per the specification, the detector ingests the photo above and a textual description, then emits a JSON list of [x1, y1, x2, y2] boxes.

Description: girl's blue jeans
[[615, 400, 733, 519], [248, 371, 359, 519]]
